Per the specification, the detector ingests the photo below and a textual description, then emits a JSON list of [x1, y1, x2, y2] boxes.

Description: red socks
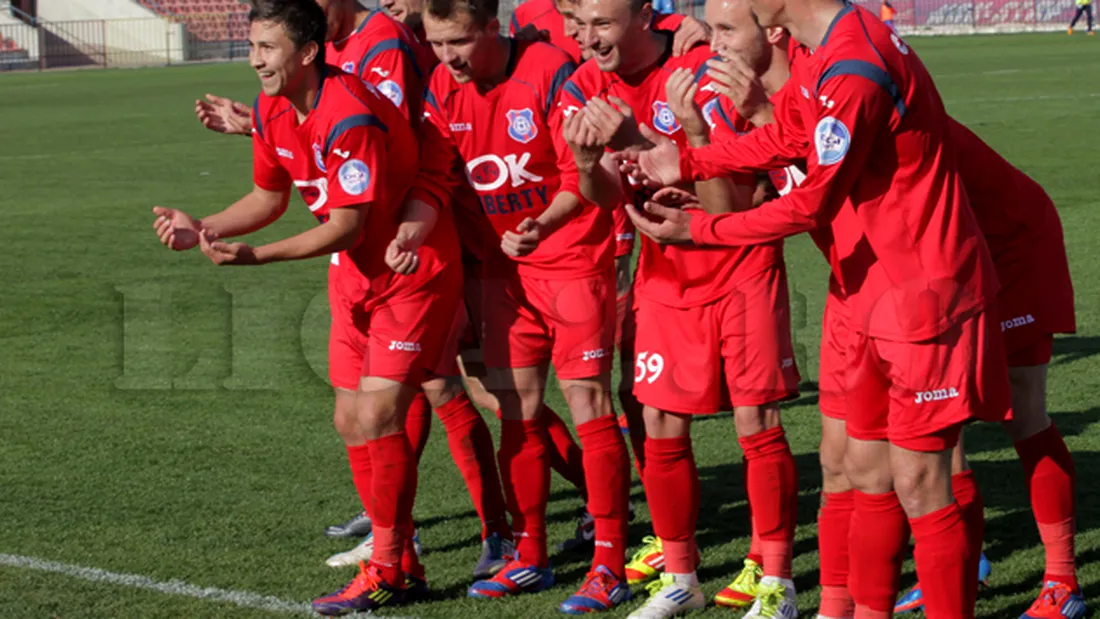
[[499, 419, 551, 568], [645, 435, 699, 574], [738, 427, 797, 579], [818, 489, 855, 618], [346, 443, 374, 519], [405, 392, 432, 462], [849, 491, 907, 613], [577, 415, 631, 579], [435, 393, 510, 540], [367, 432, 418, 585], [744, 457, 764, 566], [910, 502, 974, 619], [543, 405, 588, 497], [1015, 424, 1078, 589], [952, 469, 986, 598]]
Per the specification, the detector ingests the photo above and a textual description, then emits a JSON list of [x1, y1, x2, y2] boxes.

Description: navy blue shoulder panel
[[546, 61, 578, 116], [356, 38, 422, 82], [323, 114, 389, 156], [817, 59, 907, 118]]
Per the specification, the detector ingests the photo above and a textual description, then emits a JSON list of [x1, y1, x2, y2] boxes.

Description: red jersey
[[409, 39, 612, 279], [561, 37, 779, 308], [251, 69, 454, 307], [687, 5, 996, 342], [327, 10, 435, 121], [509, 0, 685, 63]]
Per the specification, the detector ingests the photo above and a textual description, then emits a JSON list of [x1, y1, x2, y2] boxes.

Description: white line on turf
[[0, 553, 316, 616]]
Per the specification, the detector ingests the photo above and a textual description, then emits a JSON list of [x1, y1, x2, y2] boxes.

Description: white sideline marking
[[0, 553, 316, 616]]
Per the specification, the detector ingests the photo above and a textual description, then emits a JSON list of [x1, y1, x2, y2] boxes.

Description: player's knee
[[732, 404, 781, 436], [421, 376, 464, 410], [356, 390, 404, 440], [819, 440, 849, 492], [562, 381, 607, 425], [843, 442, 893, 495], [1005, 365, 1051, 442], [333, 390, 363, 443], [890, 450, 953, 516]]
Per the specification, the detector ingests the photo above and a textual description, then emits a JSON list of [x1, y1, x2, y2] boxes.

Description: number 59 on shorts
[[635, 351, 665, 384]]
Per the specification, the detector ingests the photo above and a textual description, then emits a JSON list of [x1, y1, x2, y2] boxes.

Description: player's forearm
[[694, 177, 754, 214], [537, 190, 583, 235], [690, 199, 816, 247], [578, 156, 624, 209], [396, 199, 441, 247], [201, 190, 287, 239], [253, 209, 365, 263]]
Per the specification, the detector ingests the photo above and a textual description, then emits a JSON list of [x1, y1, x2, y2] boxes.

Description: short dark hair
[[426, 0, 499, 28], [249, 0, 327, 66]]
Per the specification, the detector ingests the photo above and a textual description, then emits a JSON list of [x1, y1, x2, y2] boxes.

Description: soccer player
[[1068, 0, 1093, 34], [560, 0, 802, 616], [621, 1, 1015, 617], [152, 1, 460, 614], [411, 0, 634, 612], [671, 6, 1084, 615], [197, 0, 432, 133]]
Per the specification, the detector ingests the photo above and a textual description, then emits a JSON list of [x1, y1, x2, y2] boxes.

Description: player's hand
[[385, 227, 422, 275], [514, 23, 552, 44], [706, 56, 771, 126], [501, 217, 543, 257], [195, 93, 252, 136], [198, 230, 259, 265], [612, 124, 684, 187], [583, 96, 644, 151], [665, 68, 707, 140], [563, 108, 605, 173], [650, 186, 702, 209], [672, 16, 711, 56], [152, 206, 202, 251], [626, 199, 693, 245]]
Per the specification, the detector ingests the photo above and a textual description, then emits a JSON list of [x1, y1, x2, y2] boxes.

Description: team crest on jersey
[[338, 159, 371, 195], [701, 99, 719, 131], [651, 101, 681, 135], [377, 79, 404, 108], [814, 116, 850, 165], [313, 143, 327, 172], [891, 33, 909, 55], [341, 61, 355, 73], [506, 108, 538, 143]]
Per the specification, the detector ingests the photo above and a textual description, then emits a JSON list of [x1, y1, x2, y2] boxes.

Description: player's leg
[[1005, 352, 1084, 618], [544, 273, 632, 613], [817, 414, 856, 619], [1069, 5, 1084, 31], [627, 408, 705, 619], [618, 286, 648, 477]]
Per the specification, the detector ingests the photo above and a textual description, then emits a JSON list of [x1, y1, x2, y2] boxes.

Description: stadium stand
[[136, 0, 248, 41]]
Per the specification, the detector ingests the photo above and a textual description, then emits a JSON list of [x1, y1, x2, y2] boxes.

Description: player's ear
[[301, 40, 320, 67], [638, 2, 654, 30], [486, 17, 501, 37], [764, 26, 786, 45]]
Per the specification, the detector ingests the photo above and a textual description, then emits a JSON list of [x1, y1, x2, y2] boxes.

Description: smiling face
[[249, 19, 318, 97], [423, 8, 499, 84], [573, 0, 653, 74], [380, 0, 426, 27], [706, 0, 769, 70]]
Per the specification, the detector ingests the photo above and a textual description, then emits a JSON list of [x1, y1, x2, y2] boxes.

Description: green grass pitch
[[0, 32, 1098, 618]]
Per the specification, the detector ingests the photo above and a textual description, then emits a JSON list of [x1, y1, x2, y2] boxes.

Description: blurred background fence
[[0, 0, 1082, 73]]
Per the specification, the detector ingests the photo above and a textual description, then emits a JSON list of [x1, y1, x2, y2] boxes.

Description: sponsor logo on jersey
[[465, 153, 544, 191], [313, 143, 327, 172], [701, 99, 719, 131], [450, 122, 472, 132], [914, 387, 960, 404], [506, 108, 538, 143], [341, 61, 355, 73], [651, 100, 681, 135], [1001, 314, 1036, 331], [814, 116, 850, 165], [891, 33, 909, 55], [388, 340, 422, 352], [582, 348, 611, 362], [338, 159, 371, 195], [276, 147, 294, 159], [377, 79, 404, 108]]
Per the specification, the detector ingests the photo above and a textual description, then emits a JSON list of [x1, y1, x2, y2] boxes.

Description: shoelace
[[488, 556, 528, 582], [340, 562, 383, 598], [1031, 584, 1068, 610], [644, 574, 675, 598], [579, 569, 614, 597], [755, 581, 786, 615], [630, 536, 662, 563], [731, 560, 761, 590]]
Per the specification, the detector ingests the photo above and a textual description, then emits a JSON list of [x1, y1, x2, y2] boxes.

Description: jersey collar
[[819, 2, 855, 49]]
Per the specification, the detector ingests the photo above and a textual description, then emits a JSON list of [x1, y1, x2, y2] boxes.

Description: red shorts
[[482, 270, 616, 379], [997, 280, 1067, 366], [845, 308, 1012, 452], [818, 293, 850, 421], [328, 263, 462, 390], [631, 267, 800, 414]]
